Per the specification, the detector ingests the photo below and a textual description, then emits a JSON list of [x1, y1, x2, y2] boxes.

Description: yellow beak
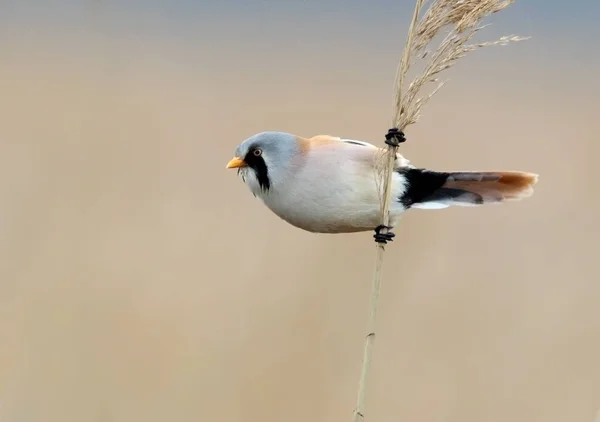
[[226, 157, 247, 169]]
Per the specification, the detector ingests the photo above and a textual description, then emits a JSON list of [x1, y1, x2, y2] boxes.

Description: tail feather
[[401, 169, 538, 209]]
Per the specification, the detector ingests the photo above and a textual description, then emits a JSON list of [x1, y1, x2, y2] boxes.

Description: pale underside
[[258, 136, 412, 234]]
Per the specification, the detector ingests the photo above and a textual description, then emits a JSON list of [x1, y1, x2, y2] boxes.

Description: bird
[[226, 131, 538, 239]]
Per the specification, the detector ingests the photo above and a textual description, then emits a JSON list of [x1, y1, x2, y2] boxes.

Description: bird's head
[[226, 131, 300, 196]]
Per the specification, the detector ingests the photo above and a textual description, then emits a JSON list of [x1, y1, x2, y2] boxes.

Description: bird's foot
[[373, 225, 395, 244]]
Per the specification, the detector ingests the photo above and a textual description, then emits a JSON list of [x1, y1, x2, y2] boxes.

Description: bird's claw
[[373, 225, 395, 244]]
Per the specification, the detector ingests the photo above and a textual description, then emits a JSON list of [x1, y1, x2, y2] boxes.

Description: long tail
[[400, 168, 539, 209]]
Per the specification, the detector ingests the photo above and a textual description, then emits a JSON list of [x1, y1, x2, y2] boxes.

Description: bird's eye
[[253, 148, 262, 157]]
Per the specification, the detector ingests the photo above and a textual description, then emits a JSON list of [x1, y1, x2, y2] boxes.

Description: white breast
[[258, 142, 409, 233]]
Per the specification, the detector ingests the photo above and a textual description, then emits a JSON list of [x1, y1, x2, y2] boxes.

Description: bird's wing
[[309, 135, 378, 149], [303, 134, 413, 170], [304, 134, 412, 170]]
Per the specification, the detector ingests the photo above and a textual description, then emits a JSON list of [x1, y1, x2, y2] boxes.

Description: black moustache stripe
[[244, 151, 271, 191]]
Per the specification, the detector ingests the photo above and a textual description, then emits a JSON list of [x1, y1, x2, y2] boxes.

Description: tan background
[[1, 2, 599, 421]]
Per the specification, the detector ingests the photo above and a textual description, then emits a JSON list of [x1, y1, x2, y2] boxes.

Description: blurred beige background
[[1, 2, 599, 421]]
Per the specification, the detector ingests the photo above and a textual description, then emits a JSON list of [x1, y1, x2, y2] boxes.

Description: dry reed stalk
[[353, 1, 528, 420]]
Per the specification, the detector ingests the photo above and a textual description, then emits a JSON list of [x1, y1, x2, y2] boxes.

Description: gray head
[[225, 131, 300, 196]]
